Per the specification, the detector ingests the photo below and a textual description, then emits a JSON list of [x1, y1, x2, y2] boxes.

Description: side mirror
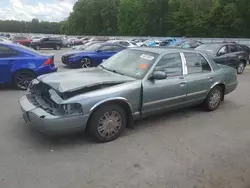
[[150, 71, 167, 80], [96, 49, 102, 53]]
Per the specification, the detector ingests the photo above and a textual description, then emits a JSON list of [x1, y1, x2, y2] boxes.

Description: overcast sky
[[0, 0, 77, 22]]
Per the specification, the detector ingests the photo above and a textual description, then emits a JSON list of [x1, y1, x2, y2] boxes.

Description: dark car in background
[[61, 43, 126, 68], [196, 43, 248, 74], [12, 35, 32, 47], [237, 44, 250, 64], [31, 37, 63, 50]]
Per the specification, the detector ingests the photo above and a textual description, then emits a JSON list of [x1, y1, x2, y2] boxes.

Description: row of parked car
[[62, 39, 250, 75]]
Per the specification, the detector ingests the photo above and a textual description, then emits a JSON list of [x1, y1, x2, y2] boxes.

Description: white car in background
[[107, 40, 138, 47], [0, 37, 13, 43]]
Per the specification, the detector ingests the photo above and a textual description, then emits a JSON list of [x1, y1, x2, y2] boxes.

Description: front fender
[[89, 97, 133, 113]]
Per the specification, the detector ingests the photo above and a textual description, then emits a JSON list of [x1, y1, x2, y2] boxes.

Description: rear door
[[214, 45, 230, 66], [183, 52, 214, 102], [97, 44, 125, 63], [0, 45, 19, 83]]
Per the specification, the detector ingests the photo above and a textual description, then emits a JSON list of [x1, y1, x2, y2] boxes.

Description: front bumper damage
[[19, 95, 89, 135]]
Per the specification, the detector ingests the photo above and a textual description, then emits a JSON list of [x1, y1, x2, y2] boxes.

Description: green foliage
[[1, 0, 250, 37], [0, 19, 61, 34]]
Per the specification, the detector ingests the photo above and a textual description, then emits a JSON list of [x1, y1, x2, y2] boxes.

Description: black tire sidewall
[[56, 45, 61, 50], [204, 86, 222, 111], [89, 104, 127, 142], [35, 45, 40, 50], [237, 62, 245, 74]]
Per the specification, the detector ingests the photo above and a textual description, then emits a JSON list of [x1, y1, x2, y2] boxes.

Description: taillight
[[42, 58, 53, 66]]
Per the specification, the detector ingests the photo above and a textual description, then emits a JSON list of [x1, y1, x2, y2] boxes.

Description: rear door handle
[[179, 81, 187, 85]]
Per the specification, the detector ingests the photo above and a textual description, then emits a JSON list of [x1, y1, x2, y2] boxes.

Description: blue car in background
[[61, 43, 126, 68], [0, 42, 57, 90], [159, 38, 177, 47]]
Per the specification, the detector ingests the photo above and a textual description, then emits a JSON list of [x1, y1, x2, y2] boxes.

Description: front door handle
[[179, 81, 187, 85], [208, 76, 213, 81]]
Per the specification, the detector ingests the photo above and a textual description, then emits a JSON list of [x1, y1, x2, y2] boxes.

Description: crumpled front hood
[[37, 67, 136, 93]]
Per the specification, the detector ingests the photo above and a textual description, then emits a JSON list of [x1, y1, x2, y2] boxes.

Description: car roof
[[130, 47, 198, 55]]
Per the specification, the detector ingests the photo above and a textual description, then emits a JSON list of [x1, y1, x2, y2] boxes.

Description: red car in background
[[12, 35, 32, 47], [73, 37, 89, 45]]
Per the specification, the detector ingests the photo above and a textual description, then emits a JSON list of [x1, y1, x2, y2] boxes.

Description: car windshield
[[196, 44, 219, 54], [84, 43, 102, 51], [100, 49, 158, 79], [130, 41, 137, 45]]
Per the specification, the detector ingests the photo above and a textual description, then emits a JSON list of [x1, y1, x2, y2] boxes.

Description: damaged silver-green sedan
[[19, 47, 238, 142]]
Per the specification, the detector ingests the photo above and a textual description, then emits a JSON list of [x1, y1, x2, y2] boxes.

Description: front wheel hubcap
[[81, 58, 91, 68], [209, 90, 221, 108], [97, 111, 122, 139]]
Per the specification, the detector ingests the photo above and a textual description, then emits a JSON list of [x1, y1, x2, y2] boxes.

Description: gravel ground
[[1, 48, 250, 188]]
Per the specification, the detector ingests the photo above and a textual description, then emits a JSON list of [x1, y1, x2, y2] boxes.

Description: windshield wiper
[[109, 69, 124, 76], [99, 65, 124, 75]]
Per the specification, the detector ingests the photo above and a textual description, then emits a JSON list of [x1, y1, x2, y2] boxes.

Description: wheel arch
[[240, 59, 247, 66], [12, 68, 37, 81], [87, 97, 133, 128], [209, 82, 226, 101]]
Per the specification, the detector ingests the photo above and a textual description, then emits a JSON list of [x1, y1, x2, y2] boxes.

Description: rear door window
[[228, 44, 239, 53], [0, 45, 19, 57], [184, 52, 211, 74]]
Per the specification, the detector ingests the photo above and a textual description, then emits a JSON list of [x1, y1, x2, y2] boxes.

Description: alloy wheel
[[14, 72, 35, 90], [81, 58, 91, 68]]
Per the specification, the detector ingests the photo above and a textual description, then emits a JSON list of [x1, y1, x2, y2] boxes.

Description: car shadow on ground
[[17, 105, 204, 151]]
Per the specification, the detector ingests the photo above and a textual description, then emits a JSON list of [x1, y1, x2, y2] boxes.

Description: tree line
[[0, 18, 61, 34], [1, 0, 250, 38], [61, 0, 250, 37]]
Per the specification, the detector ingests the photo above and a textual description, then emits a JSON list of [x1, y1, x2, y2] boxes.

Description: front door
[[142, 52, 187, 115], [183, 52, 214, 102]]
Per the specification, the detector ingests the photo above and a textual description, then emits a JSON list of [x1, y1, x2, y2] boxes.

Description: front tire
[[89, 104, 127, 142], [13, 70, 35, 90], [80, 57, 91, 68], [203, 86, 223, 111], [237, 61, 245, 74]]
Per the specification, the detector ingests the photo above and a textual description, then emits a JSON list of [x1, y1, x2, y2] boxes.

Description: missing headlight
[[60, 103, 83, 116]]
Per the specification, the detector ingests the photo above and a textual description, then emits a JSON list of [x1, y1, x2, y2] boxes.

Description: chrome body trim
[[187, 90, 208, 97], [144, 94, 186, 107]]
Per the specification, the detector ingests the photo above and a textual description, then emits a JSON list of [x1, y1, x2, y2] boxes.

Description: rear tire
[[35, 45, 40, 50], [236, 61, 245, 74], [55, 45, 61, 50], [89, 104, 127, 142], [13, 70, 35, 90], [203, 86, 223, 111]]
